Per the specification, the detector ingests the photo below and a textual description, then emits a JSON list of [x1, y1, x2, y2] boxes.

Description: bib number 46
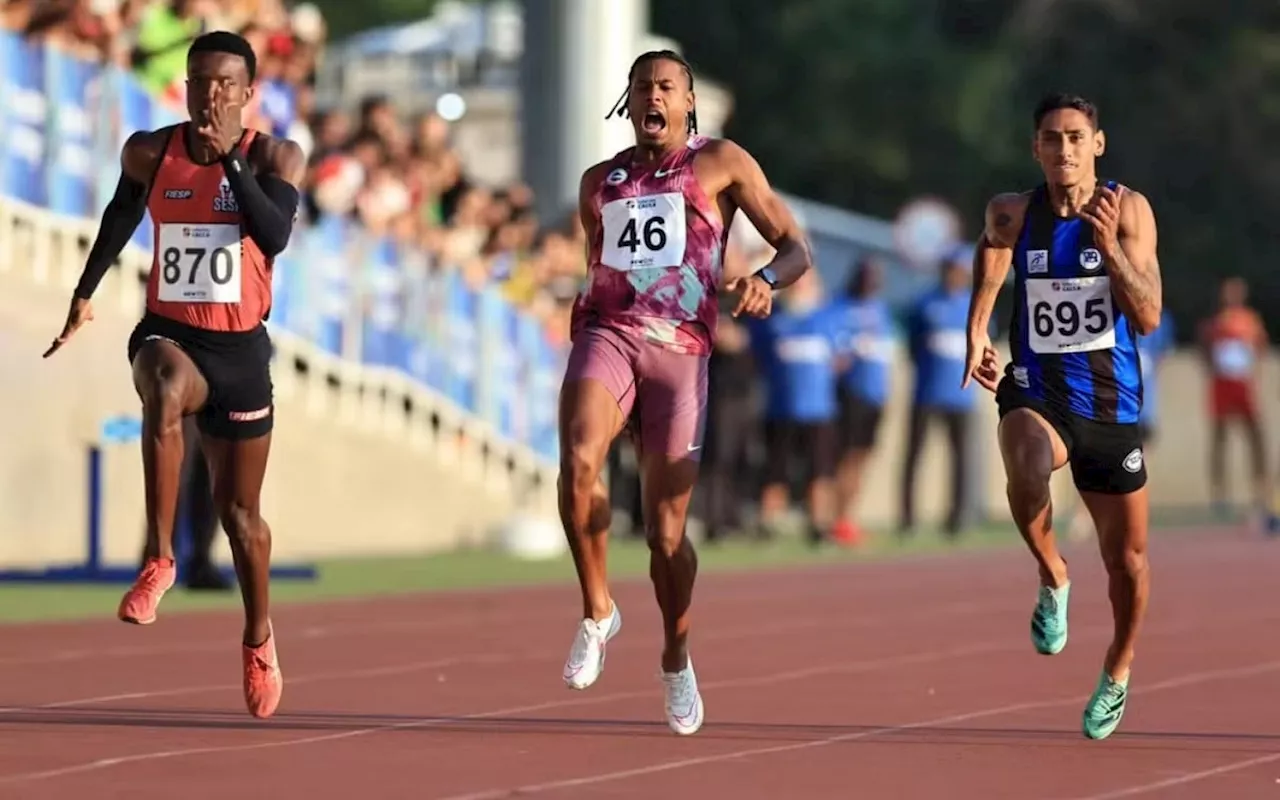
[[616, 216, 667, 254], [1033, 298, 1108, 339]]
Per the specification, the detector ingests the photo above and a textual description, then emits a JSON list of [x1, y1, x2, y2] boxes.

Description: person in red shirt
[[1198, 276, 1270, 521], [45, 31, 305, 720]]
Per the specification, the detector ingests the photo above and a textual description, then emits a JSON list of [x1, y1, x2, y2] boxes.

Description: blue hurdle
[[0, 415, 317, 584]]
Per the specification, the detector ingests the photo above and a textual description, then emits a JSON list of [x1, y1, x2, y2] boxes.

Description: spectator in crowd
[[748, 268, 842, 545], [900, 246, 979, 539], [829, 255, 894, 545], [700, 291, 759, 543], [1198, 277, 1270, 523]]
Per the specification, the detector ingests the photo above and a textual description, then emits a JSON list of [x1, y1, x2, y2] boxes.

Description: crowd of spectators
[[1, 0, 676, 345]]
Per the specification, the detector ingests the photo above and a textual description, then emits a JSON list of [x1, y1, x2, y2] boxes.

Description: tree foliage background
[[652, 0, 1280, 338]]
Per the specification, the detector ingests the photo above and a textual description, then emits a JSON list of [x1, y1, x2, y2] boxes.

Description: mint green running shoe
[[1083, 671, 1129, 740], [1030, 581, 1070, 655]]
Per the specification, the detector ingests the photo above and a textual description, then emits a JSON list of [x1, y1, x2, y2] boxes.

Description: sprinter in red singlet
[[44, 32, 304, 719], [558, 50, 812, 735]]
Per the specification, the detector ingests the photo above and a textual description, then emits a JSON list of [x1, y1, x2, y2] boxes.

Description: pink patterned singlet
[[573, 135, 726, 357]]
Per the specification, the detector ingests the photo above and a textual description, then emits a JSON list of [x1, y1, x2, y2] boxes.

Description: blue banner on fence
[[478, 287, 520, 440], [443, 271, 479, 414], [361, 236, 406, 370], [45, 48, 99, 218], [520, 317, 562, 461], [0, 36, 568, 463], [110, 66, 157, 250], [0, 31, 48, 207]]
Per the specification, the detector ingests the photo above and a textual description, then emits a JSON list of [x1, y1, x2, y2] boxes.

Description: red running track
[[1, 529, 1279, 799]]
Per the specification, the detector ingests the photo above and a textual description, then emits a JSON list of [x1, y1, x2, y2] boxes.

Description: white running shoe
[[661, 657, 705, 736], [562, 603, 621, 690]]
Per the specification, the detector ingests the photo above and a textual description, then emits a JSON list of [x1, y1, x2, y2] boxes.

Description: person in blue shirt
[[1136, 310, 1175, 443], [900, 247, 979, 538], [828, 256, 894, 544], [747, 269, 842, 544]]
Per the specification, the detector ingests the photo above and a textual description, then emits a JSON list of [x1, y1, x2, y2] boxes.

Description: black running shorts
[[836, 387, 884, 453], [127, 312, 274, 441], [763, 419, 838, 485], [996, 376, 1147, 495]]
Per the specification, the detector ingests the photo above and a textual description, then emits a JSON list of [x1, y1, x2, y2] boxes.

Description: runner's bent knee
[[132, 341, 204, 425], [1000, 410, 1058, 489], [560, 443, 607, 502], [645, 498, 690, 558], [219, 499, 264, 548]]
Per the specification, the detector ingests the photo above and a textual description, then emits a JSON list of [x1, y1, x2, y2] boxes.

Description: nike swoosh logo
[[655, 168, 681, 178]]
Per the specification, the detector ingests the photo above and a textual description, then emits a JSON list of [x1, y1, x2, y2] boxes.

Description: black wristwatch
[[755, 266, 779, 290]]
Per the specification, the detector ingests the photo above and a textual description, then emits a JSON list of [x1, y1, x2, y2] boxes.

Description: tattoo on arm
[[968, 200, 1016, 336], [1104, 249, 1161, 321], [968, 240, 1009, 337], [1105, 193, 1162, 327]]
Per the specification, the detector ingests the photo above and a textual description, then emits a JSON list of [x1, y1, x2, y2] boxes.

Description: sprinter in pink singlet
[[558, 50, 813, 735]]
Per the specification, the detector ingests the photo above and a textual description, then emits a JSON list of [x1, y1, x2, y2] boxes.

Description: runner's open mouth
[[642, 111, 666, 134]]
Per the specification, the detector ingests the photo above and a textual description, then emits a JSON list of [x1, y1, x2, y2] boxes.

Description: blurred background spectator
[[899, 248, 981, 540]]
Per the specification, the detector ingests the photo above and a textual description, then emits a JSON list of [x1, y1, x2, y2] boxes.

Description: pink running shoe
[[117, 557, 176, 625], [243, 626, 283, 719]]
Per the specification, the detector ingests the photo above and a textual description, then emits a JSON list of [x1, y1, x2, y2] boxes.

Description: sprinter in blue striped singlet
[[960, 94, 1164, 742]]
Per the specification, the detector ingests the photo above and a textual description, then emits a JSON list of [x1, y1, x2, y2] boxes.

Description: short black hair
[[1033, 93, 1098, 130], [188, 31, 257, 82], [606, 49, 698, 135]]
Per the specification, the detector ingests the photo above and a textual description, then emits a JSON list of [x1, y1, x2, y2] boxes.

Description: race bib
[[599, 192, 687, 271], [156, 223, 242, 304], [1212, 339, 1254, 379], [1026, 276, 1116, 354]]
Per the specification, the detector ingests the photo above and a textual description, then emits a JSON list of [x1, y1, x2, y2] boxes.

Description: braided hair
[[606, 50, 698, 135]]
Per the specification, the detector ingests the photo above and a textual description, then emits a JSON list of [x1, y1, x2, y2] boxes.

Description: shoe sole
[[119, 613, 156, 625], [1082, 713, 1124, 740], [1033, 637, 1067, 656]]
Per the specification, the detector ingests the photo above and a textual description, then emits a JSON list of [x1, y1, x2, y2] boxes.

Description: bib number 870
[[162, 246, 235, 285], [1033, 298, 1108, 338], [616, 216, 667, 253]]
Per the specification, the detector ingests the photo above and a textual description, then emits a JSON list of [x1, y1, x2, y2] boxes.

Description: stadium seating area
[[0, 0, 601, 462]]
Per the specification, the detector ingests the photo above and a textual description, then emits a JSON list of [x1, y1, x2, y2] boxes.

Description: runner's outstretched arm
[[962, 194, 1019, 390], [45, 133, 158, 357], [967, 195, 1019, 338], [72, 133, 155, 301], [723, 141, 812, 288]]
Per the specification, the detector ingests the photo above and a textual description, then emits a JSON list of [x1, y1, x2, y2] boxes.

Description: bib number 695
[[1033, 298, 1109, 338]]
